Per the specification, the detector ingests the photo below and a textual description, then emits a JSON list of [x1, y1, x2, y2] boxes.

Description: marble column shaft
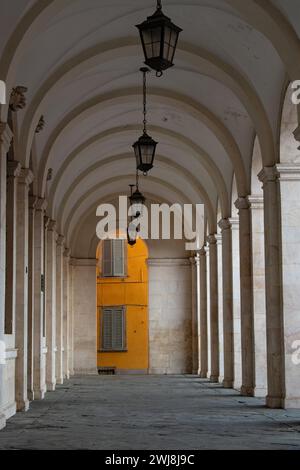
[[248, 195, 267, 398], [32, 198, 47, 400], [216, 234, 224, 384], [208, 235, 219, 383], [6, 161, 21, 335], [15, 168, 34, 411], [28, 195, 37, 401], [219, 219, 234, 388], [56, 235, 64, 385], [235, 198, 255, 396], [45, 220, 57, 391], [190, 255, 199, 374], [199, 248, 208, 378], [0, 123, 13, 429], [63, 249, 70, 380]]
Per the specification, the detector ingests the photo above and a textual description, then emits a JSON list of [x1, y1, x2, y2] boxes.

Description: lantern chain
[[157, 0, 162, 10], [143, 69, 147, 135]]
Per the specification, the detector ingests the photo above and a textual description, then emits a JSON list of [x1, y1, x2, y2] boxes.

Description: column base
[[28, 390, 35, 401], [266, 395, 285, 409], [210, 375, 219, 383], [254, 387, 267, 398], [199, 371, 207, 379], [283, 397, 300, 409], [240, 385, 254, 397], [33, 389, 46, 400], [56, 377, 64, 385], [223, 379, 234, 389], [46, 382, 56, 392], [0, 413, 6, 430], [16, 399, 30, 412]]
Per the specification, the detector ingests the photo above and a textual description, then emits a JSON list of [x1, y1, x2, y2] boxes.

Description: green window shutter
[[102, 307, 126, 351], [102, 240, 112, 277], [112, 239, 126, 277]]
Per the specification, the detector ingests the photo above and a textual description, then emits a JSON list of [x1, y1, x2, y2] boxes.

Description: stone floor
[[0, 375, 300, 450]]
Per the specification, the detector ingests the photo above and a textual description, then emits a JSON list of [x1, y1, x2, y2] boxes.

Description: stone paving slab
[[0, 375, 300, 450]]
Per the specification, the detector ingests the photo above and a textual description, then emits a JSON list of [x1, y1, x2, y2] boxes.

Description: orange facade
[[96, 239, 149, 373]]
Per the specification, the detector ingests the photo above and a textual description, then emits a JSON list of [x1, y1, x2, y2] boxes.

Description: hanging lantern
[[129, 175, 146, 218], [133, 67, 157, 175], [127, 223, 137, 246], [136, 0, 182, 77]]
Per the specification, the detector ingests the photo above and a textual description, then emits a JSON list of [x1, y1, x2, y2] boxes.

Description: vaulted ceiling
[[1, 0, 299, 254]]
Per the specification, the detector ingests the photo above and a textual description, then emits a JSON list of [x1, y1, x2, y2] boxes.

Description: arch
[[35, 90, 248, 196], [63, 175, 215, 244], [47, 126, 230, 219], [279, 82, 300, 164], [15, 40, 274, 176]]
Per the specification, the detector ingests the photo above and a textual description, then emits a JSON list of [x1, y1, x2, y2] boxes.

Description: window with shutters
[[101, 239, 127, 277], [101, 307, 126, 351]]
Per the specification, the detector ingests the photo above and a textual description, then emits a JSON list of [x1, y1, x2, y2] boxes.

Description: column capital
[[0, 122, 13, 153], [235, 197, 250, 211], [18, 168, 34, 186], [247, 195, 264, 209], [258, 166, 279, 185], [35, 197, 47, 212], [57, 235, 65, 247], [208, 234, 217, 245], [199, 247, 206, 257], [218, 218, 231, 232], [47, 219, 57, 232], [7, 160, 21, 178], [64, 248, 71, 259], [276, 163, 300, 181]]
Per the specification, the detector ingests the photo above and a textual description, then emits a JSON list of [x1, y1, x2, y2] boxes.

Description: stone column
[[69, 260, 75, 376], [230, 217, 242, 390], [208, 235, 219, 383], [235, 198, 255, 397], [218, 219, 234, 389], [45, 220, 57, 391], [32, 198, 47, 400], [27, 195, 37, 401], [205, 244, 211, 378], [63, 249, 71, 380], [190, 255, 199, 374], [0, 123, 13, 429], [56, 235, 64, 385], [259, 165, 300, 408], [15, 168, 34, 411], [216, 234, 224, 384], [199, 248, 208, 378], [5, 161, 21, 336], [248, 196, 267, 398]]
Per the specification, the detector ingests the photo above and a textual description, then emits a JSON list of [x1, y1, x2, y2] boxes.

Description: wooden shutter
[[102, 240, 112, 277], [101, 307, 126, 351], [112, 239, 126, 277]]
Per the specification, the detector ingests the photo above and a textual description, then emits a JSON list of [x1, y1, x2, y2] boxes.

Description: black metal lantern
[[129, 175, 146, 218], [127, 223, 137, 246], [133, 67, 157, 175], [136, 0, 182, 77]]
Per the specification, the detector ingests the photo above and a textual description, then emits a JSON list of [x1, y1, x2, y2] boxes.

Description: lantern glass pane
[[151, 27, 162, 57], [163, 25, 178, 63]]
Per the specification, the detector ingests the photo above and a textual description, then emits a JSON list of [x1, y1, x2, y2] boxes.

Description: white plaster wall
[[148, 258, 192, 375], [72, 260, 97, 375]]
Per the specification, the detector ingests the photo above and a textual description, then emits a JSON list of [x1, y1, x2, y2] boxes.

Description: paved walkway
[[0, 375, 300, 450]]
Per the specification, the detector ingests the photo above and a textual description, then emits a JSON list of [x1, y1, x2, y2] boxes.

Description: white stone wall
[[148, 258, 192, 375], [72, 260, 97, 375]]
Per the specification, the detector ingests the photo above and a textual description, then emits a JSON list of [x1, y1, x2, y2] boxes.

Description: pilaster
[[208, 234, 219, 383]]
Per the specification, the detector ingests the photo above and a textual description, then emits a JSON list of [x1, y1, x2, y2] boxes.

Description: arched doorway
[[96, 238, 149, 374]]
